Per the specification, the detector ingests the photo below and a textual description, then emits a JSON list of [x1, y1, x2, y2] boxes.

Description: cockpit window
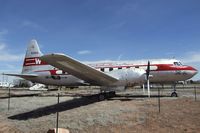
[[173, 62, 182, 66]]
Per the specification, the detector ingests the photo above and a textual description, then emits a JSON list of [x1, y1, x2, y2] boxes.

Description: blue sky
[[0, 0, 200, 81]]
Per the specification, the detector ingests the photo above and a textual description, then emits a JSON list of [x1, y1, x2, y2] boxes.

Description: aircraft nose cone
[[188, 66, 198, 77], [193, 69, 198, 76]]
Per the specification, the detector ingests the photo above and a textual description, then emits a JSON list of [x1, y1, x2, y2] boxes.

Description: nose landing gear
[[171, 91, 178, 97], [171, 84, 178, 97]]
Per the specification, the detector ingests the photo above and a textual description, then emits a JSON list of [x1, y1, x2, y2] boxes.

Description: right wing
[[40, 53, 118, 86]]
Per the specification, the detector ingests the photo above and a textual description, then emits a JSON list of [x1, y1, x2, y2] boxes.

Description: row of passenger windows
[[99, 66, 137, 72]]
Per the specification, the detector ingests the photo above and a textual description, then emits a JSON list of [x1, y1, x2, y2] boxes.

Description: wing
[[2, 73, 38, 79], [40, 53, 118, 86]]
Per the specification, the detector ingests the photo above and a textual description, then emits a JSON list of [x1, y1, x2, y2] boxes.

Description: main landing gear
[[171, 84, 178, 97], [98, 91, 116, 101]]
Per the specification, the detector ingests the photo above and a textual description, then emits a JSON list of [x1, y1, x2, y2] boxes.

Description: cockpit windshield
[[173, 62, 182, 66]]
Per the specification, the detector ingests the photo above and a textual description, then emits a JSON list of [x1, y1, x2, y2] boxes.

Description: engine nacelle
[[107, 68, 146, 86]]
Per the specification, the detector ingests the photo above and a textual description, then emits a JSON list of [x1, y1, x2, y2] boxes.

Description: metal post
[[158, 87, 160, 113], [8, 85, 11, 111], [194, 86, 197, 101], [143, 84, 145, 93], [147, 80, 150, 97], [2, 74, 4, 85], [56, 93, 60, 133]]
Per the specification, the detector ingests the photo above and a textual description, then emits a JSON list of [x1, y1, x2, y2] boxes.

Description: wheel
[[171, 92, 178, 97], [109, 91, 116, 97], [99, 94, 105, 101]]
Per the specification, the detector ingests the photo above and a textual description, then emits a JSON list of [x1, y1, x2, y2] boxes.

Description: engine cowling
[[107, 68, 146, 86]]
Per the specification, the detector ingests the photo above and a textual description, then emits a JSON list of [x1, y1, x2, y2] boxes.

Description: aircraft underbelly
[[27, 75, 84, 86], [150, 70, 191, 82]]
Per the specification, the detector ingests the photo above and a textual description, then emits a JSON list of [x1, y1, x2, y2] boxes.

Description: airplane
[[4, 40, 198, 100]]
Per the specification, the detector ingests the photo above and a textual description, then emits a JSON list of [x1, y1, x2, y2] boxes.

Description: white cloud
[[181, 52, 200, 63], [181, 52, 200, 80], [0, 43, 24, 62], [77, 50, 92, 55], [117, 54, 123, 60], [0, 43, 6, 50], [0, 29, 8, 36], [0, 29, 8, 41], [107, 21, 127, 30], [0, 53, 24, 62], [21, 20, 47, 32], [22, 20, 39, 28]]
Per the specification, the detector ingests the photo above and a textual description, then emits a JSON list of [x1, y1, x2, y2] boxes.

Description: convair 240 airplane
[[5, 40, 198, 100]]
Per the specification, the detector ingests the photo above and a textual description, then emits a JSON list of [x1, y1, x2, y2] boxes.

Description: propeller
[[146, 61, 150, 80], [146, 61, 150, 97]]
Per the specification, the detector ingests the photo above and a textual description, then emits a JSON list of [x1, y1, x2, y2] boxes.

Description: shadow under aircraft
[[8, 93, 169, 120]]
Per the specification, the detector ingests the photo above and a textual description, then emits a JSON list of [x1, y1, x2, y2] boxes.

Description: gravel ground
[[0, 87, 200, 133]]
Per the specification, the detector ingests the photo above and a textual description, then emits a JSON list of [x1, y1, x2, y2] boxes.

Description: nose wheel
[[171, 84, 178, 97], [171, 92, 178, 97], [99, 93, 106, 101]]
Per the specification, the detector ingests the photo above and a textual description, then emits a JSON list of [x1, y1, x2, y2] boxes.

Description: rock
[[47, 128, 70, 133]]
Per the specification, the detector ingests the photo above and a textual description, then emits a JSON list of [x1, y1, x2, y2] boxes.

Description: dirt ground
[[0, 87, 200, 133]]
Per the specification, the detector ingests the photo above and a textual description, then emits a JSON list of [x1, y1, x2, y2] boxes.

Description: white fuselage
[[24, 59, 198, 86]]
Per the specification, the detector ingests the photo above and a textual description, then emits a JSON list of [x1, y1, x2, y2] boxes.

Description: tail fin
[[22, 40, 47, 74], [25, 40, 43, 58]]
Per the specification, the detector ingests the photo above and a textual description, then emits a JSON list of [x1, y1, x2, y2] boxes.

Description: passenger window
[[135, 66, 139, 68], [174, 62, 178, 66], [118, 67, 122, 70], [174, 62, 182, 66], [109, 68, 113, 71]]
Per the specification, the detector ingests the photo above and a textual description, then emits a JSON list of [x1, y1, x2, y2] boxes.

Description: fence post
[[56, 93, 60, 133]]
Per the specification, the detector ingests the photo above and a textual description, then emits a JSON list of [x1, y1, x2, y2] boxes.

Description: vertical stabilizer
[[22, 40, 48, 74], [25, 40, 43, 58]]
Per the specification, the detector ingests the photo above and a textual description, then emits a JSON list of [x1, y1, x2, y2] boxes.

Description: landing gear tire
[[171, 92, 178, 97], [98, 91, 116, 101], [99, 93, 106, 101], [108, 91, 116, 97]]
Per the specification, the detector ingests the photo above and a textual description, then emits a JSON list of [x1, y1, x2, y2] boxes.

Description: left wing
[[40, 53, 118, 86]]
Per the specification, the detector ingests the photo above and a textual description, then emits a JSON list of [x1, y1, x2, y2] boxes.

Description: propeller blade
[[146, 61, 150, 80], [146, 61, 150, 97]]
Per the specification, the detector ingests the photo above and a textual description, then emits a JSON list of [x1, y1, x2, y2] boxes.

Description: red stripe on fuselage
[[23, 57, 48, 66], [33, 64, 197, 76], [94, 64, 197, 71], [154, 64, 197, 71]]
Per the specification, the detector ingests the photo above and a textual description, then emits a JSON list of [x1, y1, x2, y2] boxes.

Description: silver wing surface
[[40, 53, 118, 86]]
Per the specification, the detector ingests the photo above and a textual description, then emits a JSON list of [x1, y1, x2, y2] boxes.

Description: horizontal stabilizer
[[2, 73, 38, 78]]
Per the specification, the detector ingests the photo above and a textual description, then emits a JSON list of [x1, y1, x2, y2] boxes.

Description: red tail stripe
[[23, 57, 48, 66]]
